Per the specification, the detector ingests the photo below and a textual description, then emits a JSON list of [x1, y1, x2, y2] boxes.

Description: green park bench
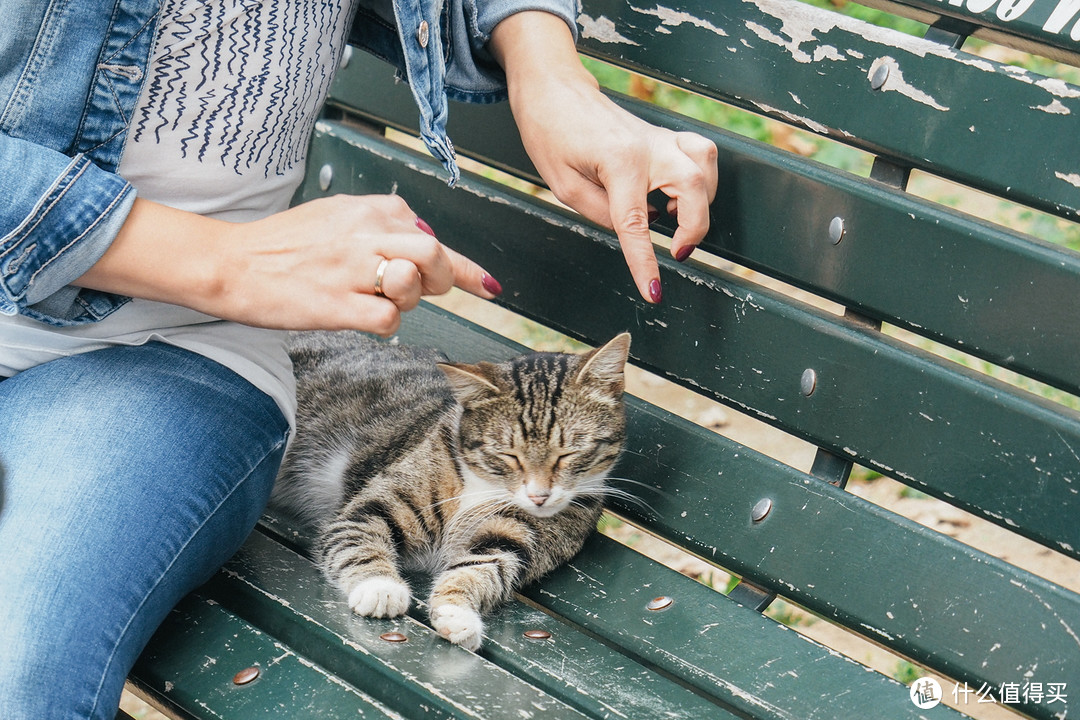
[[126, 0, 1080, 717]]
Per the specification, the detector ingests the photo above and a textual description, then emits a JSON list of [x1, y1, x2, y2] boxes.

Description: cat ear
[[575, 333, 631, 386], [438, 363, 501, 405]]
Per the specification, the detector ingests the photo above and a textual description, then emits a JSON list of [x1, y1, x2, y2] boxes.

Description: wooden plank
[[297, 122, 1080, 561], [256, 509, 739, 720], [574, 0, 1080, 218], [206, 532, 594, 720], [874, 0, 1080, 64], [132, 594, 401, 719]]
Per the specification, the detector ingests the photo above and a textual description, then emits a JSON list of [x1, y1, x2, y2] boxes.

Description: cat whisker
[[575, 485, 663, 519], [421, 489, 505, 513], [602, 476, 672, 499]]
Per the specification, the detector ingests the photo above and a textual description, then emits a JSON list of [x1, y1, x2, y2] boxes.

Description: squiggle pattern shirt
[[122, 0, 354, 218]]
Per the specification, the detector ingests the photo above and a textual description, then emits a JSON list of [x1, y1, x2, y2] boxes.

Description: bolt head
[[318, 164, 333, 191], [800, 368, 818, 396], [870, 63, 890, 90], [232, 666, 260, 685], [829, 216, 845, 244], [752, 498, 773, 523], [379, 632, 408, 643], [646, 596, 674, 611], [523, 629, 552, 640]]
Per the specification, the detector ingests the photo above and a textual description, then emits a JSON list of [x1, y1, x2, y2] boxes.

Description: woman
[[0, 1, 717, 717]]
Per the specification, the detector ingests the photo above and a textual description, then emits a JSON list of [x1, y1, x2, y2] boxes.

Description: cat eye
[[554, 452, 577, 470], [499, 453, 523, 470]]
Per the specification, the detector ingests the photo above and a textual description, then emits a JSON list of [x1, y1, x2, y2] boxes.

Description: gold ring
[[373, 258, 389, 298]]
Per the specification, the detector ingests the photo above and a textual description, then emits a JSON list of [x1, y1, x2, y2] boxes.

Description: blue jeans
[[0, 343, 290, 720]]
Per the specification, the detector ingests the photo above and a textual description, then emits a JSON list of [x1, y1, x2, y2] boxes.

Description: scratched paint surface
[[133, 594, 405, 719], [574, 0, 1080, 217]]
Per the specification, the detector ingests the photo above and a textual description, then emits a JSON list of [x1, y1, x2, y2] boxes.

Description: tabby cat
[[272, 330, 631, 651]]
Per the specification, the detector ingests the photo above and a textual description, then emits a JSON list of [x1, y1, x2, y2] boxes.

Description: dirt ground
[[122, 290, 1077, 720]]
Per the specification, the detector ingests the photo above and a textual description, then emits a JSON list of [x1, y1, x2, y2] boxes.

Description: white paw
[[430, 603, 484, 651], [347, 577, 411, 618]]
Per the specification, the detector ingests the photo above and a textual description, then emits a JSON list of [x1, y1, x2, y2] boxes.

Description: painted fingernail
[[416, 217, 436, 236], [647, 208, 660, 224], [482, 273, 503, 296], [649, 278, 662, 304], [674, 245, 694, 262]]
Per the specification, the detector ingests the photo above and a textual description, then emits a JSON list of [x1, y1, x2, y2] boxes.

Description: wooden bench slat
[[329, 53, 1080, 398], [392, 302, 1080, 718], [527, 533, 967, 720], [132, 593, 400, 719], [299, 124, 1080, 562], [873, 0, 1080, 64], [575, 0, 1080, 218], [207, 532, 595, 720], [256, 508, 736, 720]]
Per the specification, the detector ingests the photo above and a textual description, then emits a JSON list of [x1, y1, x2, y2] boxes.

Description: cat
[[272, 330, 631, 651]]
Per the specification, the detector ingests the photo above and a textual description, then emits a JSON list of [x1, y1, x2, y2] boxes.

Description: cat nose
[[528, 492, 550, 507]]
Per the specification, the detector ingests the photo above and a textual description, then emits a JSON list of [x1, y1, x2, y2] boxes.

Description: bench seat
[[127, 0, 1080, 717]]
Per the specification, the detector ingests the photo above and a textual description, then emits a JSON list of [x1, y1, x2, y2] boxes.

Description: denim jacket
[[0, 0, 575, 327]]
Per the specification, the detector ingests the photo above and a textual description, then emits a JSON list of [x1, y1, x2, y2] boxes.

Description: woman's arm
[[488, 11, 718, 303], [74, 194, 498, 335]]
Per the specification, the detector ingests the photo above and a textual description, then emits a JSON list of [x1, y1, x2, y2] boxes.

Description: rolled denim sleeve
[[466, 0, 577, 49], [0, 133, 134, 324], [443, 0, 578, 101]]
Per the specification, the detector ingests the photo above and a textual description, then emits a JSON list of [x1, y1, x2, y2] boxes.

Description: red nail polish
[[649, 278, 662, 303], [647, 208, 660, 224], [674, 245, 694, 262], [482, 273, 503, 296], [416, 217, 436, 236]]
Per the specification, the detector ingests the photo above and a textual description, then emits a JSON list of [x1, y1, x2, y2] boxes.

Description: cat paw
[[347, 577, 411, 618], [430, 603, 484, 651]]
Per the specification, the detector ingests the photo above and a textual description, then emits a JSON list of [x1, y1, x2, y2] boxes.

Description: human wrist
[[75, 198, 233, 316], [490, 11, 597, 97]]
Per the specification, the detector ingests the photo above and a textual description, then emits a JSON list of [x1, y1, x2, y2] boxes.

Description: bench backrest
[[296, 1, 1080, 717]]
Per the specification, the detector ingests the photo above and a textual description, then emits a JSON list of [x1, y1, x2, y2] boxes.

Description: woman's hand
[[490, 12, 718, 303], [76, 194, 499, 335]]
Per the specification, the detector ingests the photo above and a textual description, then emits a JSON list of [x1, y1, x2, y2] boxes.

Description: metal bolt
[[318, 164, 333, 191], [870, 63, 890, 90], [523, 629, 552, 640], [752, 498, 773, 523], [339, 45, 353, 69], [829, 216, 845, 245], [646, 596, 674, 611], [800, 368, 817, 396], [232, 666, 260, 685], [380, 632, 408, 643], [417, 20, 430, 48]]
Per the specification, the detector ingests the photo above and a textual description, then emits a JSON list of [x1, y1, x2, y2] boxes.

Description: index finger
[[444, 245, 502, 299], [602, 162, 663, 304]]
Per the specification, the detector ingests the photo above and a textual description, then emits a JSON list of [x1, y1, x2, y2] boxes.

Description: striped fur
[[272, 331, 630, 651]]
